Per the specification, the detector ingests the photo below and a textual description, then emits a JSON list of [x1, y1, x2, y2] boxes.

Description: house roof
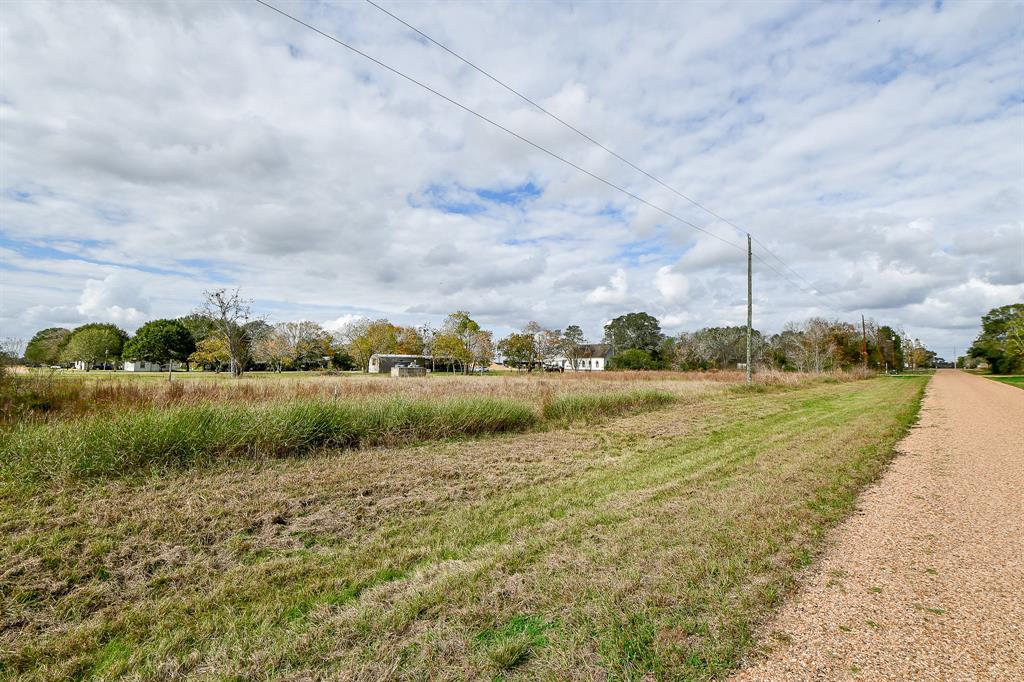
[[370, 354, 432, 359], [580, 343, 611, 358]]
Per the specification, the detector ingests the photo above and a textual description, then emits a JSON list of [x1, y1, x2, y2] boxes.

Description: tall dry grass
[[0, 368, 872, 426], [0, 389, 678, 489]]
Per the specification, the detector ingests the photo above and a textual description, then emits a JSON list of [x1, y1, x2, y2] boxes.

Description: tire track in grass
[[185, 380, 923, 677]]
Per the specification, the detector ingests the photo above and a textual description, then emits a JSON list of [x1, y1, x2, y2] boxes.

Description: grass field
[[0, 372, 926, 679]]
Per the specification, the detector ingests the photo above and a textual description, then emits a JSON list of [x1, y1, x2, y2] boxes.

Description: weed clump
[[542, 389, 675, 422]]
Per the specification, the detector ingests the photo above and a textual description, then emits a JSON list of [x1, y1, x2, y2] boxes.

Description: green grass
[[987, 375, 1024, 389], [0, 377, 927, 679], [0, 390, 676, 491], [542, 389, 676, 422]]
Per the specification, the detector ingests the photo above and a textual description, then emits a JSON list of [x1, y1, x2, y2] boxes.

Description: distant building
[[551, 344, 611, 371], [368, 354, 432, 374], [123, 360, 172, 372]]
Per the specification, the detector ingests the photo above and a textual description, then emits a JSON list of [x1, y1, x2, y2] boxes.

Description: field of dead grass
[[1, 367, 865, 424], [0, 373, 926, 679]]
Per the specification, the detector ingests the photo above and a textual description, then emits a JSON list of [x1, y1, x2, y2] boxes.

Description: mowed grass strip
[[0, 389, 676, 490], [0, 377, 925, 679], [987, 375, 1024, 389]]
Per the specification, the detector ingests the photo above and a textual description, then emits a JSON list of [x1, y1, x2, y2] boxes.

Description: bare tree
[[198, 288, 254, 378]]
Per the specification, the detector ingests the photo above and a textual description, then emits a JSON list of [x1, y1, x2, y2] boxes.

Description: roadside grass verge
[[0, 377, 927, 679], [0, 390, 675, 491], [987, 375, 1024, 389]]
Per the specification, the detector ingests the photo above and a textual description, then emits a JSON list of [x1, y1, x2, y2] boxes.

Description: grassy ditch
[[0, 390, 675, 489]]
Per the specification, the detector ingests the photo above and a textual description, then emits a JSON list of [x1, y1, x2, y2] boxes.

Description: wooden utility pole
[[861, 315, 868, 369], [746, 234, 752, 385]]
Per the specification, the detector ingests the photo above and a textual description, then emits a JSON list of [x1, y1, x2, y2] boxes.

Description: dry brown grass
[[2, 368, 870, 425], [0, 375, 924, 679]]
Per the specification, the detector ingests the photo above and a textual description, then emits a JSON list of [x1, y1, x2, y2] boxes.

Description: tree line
[[21, 287, 945, 376]]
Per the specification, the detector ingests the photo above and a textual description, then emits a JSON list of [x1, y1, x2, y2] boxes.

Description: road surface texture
[[734, 370, 1024, 680]]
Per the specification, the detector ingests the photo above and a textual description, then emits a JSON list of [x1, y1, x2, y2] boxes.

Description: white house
[[122, 360, 169, 372], [368, 354, 432, 373], [550, 343, 611, 371]]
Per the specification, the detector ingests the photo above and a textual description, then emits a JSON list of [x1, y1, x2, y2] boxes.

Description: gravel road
[[734, 370, 1024, 680]]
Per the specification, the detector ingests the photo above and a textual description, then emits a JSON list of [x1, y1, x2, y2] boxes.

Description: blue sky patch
[[474, 181, 542, 206]]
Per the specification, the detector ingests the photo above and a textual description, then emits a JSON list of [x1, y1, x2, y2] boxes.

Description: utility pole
[[746, 234, 752, 385], [861, 315, 868, 369]]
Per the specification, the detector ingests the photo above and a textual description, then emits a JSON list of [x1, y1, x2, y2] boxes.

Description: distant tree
[[177, 313, 216, 345], [395, 326, 425, 355], [536, 328, 562, 368], [603, 312, 663, 357], [441, 311, 483, 374], [365, 320, 399, 358], [251, 324, 292, 372], [560, 325, 586, 370], [610, 348, 656, 370], [278, 321, 331, 369], [498, 332, 535, 370], [59, 323, 128, 370], [470, 330, 495, 371], [197, 288, 255, 377], [24, 327, 71, 366], [877, 325, 904, 372], [1, 337, 25, 365], [189, 336, 231, 372], [123, 319, 196, 380], [969, 303, 1024, 374], [432, 332, 472, 373]]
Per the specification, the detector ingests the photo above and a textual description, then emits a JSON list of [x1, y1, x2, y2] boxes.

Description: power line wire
[[253, 0, 745, 253], [255, 0, 842, 316], [365, 0, 826, 295]]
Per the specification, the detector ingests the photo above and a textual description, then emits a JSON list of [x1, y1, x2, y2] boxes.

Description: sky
[[2, 0, 1022, 360]]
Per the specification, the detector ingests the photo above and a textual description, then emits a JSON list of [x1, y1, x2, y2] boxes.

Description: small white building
[[123, 360, 169, 372], [368, 354, 432, 374]]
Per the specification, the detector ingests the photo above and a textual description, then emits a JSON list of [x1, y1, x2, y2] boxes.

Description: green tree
[[560, 325, 586, 370], [60, 323, 128, 369], [189, 336, 231, 372], [177, 313, 216, 345], [603, 312, 663, 357], [968, 303, 1024, 373], [432, 332, 472, 373], [441, 311, 483, 374], [609, 348, 656, 370], [197, 288, 255, 378], [24, 327, 71, 366], [497, 332, 536, 370], [123, 319, 196, 380]]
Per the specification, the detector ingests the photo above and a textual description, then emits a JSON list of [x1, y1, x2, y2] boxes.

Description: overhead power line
[[364, 0, 824, 296], [254, 0, 839, 314], [254, 0, 745, 253]]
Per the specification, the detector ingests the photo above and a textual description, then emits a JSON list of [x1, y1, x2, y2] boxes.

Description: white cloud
[[321, 314, 366, 333], [655, 266, 690, 303], [0, 0, 1021, 354], [585, 269, 628, 305]]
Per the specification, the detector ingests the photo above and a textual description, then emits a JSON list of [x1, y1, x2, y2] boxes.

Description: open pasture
[[0, 370, 925, 679], [1, 368, 838, 424]]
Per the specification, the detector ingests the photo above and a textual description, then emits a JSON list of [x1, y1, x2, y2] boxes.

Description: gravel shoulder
[[734, 370, 1024, 680]]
